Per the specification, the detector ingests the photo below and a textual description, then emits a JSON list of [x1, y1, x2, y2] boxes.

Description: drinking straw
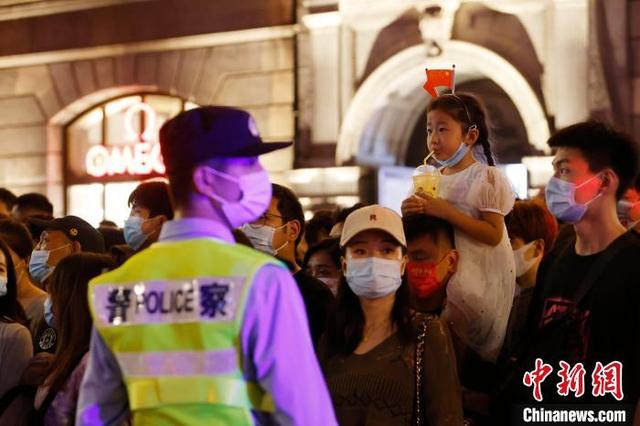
[[423, 151, 434, 167]]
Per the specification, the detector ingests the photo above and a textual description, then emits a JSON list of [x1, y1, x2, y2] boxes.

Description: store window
[[65, 94, 197, 227]]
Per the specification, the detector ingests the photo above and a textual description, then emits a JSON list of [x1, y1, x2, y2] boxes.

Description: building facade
[[0, 0, 638, 222]]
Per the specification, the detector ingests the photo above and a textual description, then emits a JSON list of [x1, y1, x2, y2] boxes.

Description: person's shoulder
[[608, 232, 640, 266], [0, 321, 30, 342]]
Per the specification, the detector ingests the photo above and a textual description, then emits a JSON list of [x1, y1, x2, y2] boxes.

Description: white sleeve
[[240, 264, 337, 426], [471, 167, 515, 215]]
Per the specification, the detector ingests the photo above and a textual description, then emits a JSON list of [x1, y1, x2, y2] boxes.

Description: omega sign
[[85, 102, 166, 177]]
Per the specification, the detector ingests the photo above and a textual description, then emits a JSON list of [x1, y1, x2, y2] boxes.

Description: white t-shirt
[[431, 161, 516, 362]]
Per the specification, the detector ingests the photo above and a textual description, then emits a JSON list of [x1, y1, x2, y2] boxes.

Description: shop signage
[[85, 102, 166, 177]]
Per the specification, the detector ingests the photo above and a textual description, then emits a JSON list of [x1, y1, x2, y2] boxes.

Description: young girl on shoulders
[[402, 93, 516, 363]]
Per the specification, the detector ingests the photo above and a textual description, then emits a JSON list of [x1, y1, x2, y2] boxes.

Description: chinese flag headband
[[423, 65, 455, 98]]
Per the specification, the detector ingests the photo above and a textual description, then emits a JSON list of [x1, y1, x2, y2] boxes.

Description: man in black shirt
[[503, 122, 640, 422], [20, 215, 105, 388], [241, 183, 334, 347]]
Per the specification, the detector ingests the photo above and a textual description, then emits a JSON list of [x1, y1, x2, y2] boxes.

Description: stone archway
[[336, 41, 551, 166]]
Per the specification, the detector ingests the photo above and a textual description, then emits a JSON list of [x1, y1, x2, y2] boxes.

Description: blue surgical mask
[[345, 257, 403, 299], [432, 125, 477, 169], [205, 168, 273, 229], [124, 216, 148, 250], [29, 250, 55, 284], [545, 175, 602, 224], [43, 296, 55, 327], [433, 143, 469, 169], [240, 223, 288, 256], [28, 244, 71, 285], [0, 275, 7, 297]]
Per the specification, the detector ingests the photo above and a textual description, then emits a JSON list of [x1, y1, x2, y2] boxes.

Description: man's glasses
[[248, 212, 284, 229]]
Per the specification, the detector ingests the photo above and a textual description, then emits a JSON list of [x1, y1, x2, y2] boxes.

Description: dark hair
[[166, 165, 194, 209], [99, 220, 118, 228], [427, 92, 495, 166], [272, 184, 305, 248], [128, 181, 174, 220], [334, 203, 366, 225], [305, 211, 334, 248], [97, 227, 126, 252], [0, 239, 28, 325], [14, 193, 54, 216], [402, 214, 455, 249], [44, 253, 113, 400], [26, 213, 53, 244], [0, 188, 17, 210], [0, 219, 34, 260], [302, 237, 341, 271], [506, 200, 558, 254], [548, 121, 639, 199]]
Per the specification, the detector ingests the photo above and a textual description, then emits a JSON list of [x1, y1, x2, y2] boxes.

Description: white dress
[[437, 162, 516, 362]]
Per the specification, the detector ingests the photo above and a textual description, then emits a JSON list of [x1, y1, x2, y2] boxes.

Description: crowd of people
[[0, 96, 638, 426]]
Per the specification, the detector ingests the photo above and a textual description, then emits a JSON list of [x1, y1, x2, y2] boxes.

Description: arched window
[[65, 94, 197, 226]]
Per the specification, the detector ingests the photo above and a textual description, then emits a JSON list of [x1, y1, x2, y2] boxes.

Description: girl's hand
[[401, 194, 453, 219]]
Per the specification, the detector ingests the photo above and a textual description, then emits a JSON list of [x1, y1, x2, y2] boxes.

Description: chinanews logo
[[523, 358, 624, 402]]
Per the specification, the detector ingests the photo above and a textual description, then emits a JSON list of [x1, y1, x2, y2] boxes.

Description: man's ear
[[142, 215, 167, 234], [287, 220, 301, 243], [72, 240, 82, 253], [340, 255, 347, 273], [534, 239, 545, 258], [192, 166, 211, 197], [447, 249, 459, 274], [601, 169, 619, 195]]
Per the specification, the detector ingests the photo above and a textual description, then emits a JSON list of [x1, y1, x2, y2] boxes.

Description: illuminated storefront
[[65, 94, 197, 227]]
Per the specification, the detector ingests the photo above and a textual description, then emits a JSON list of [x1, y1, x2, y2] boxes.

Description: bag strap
[[543, 232, 636, 320], [413, 314, 429, 425]]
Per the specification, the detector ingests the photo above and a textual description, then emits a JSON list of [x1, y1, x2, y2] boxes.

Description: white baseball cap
[[340, 204, 406, 248]]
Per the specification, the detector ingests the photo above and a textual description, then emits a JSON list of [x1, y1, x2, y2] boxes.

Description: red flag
[[423, 68, 455, 98]]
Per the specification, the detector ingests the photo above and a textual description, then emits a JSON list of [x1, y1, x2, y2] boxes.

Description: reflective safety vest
[[88, 238, 282, 425]]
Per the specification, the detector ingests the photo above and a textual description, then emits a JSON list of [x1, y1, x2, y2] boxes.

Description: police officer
[[77, 107, 337, 425]]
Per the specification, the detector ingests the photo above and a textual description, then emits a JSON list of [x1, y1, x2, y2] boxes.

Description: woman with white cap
[[319, 204, 463, 426]]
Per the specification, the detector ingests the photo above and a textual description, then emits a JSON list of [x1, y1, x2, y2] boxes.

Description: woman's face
[[342, 229, 407, 272], [426, 109, 467, 161], [307, 250, 340, 279]]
